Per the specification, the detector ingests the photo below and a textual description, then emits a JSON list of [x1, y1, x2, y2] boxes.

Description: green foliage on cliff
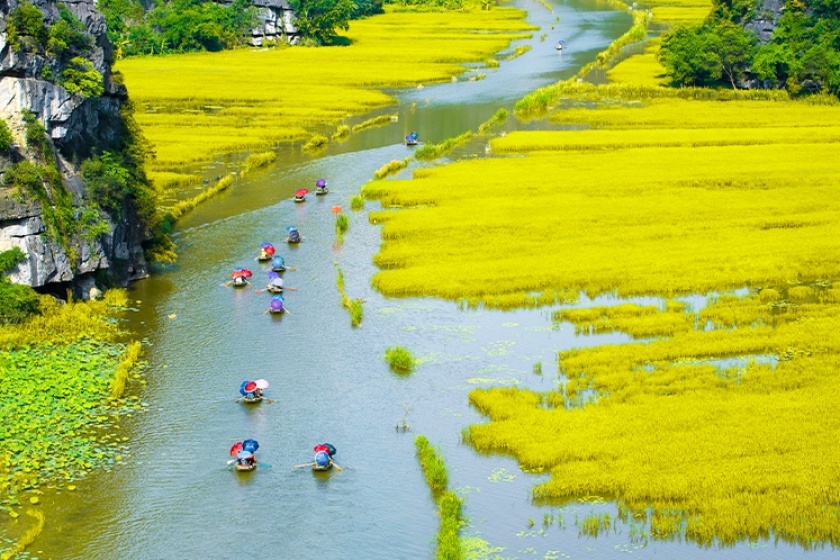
[[291, 0, 355, 44], [5, 2, 48, 53], [47, 5, 94, 59], [0, 248, 40, 325], [0, 119, 13, 153], [61, 56, 105, 98], [659, 0, 840, 96], [81, 152, 133, 216]]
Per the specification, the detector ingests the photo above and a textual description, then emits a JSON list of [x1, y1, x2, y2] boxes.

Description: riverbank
[[362, 0, 840, 550]]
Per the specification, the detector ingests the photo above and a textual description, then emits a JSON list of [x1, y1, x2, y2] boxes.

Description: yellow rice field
[[362, 10, 840, 544], [116, 7, 533, 171]]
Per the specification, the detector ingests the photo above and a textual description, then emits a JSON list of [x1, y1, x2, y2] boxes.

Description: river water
[[28, 1, 829, 559]]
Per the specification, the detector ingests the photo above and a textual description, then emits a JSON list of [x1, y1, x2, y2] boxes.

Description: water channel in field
[[27, 0, 831, 558]]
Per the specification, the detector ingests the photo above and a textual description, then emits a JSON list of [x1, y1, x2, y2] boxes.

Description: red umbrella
[[244, 381, 257, 392], [295, 189, 308, 197], [265, 245, 275, 256], [230, 442, 243, 456], [231, 268, 253, 278]]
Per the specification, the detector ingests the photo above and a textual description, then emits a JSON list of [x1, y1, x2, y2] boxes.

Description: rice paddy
[[115, 7, 534, 175], [362, 1, 840, 548]]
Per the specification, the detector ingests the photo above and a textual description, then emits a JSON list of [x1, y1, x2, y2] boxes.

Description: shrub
[[302, 134, 328, 152], [5, 2, 47, 53], [0, 282, 41, 324], [0, 119, 14, 153], [350, 194, 364, 210], [61, 57, 104, 98], [385, 345, 415, 373], [335, 213, 349, 234], [81, 152, 132, 216]]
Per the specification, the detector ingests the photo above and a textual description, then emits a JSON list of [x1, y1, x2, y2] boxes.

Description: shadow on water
[[28, 0, 829, 559]]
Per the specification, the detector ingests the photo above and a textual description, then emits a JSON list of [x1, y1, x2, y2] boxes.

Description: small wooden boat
[[294, 195, 305, 203], [269, 307, 286, 315], [257, 253, 272, 262], [266, 285, 284, 294], [236, 460, 257, 471], [406, 138, 418, 146], [271, 264, 287, 273], [232, 277, 249, 288], [313, 461, 333, 471], [242, 395, 264, 404], [315, 187, 329, 196]]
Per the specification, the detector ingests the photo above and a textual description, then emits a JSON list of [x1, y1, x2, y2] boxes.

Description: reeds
[[242, 151, 277, 173], [415, 435, 465, 559], [414, 131, 472, 160], [373, 158, 411, 179], [477, 108, 507, 134], [385, 345, 416, 373], [109, 341, 143, 401], [335, 266, 364, 327], [350, 194, 365, 210], [331, 124, 351, 141], [165, 174, 235, 225], [302, 134, 328, 152], [352, 113, 397, 133]]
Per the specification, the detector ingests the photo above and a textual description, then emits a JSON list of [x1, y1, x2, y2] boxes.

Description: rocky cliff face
[[744, 0, 785, 44], [0, 0, 149, 298]]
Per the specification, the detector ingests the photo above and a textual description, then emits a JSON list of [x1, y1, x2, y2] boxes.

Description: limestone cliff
[[0, 0, 150, 298]]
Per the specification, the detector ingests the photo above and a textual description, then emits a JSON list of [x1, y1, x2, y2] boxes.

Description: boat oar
[[331, 461, 344, 471], [293, 462, 316, 469]]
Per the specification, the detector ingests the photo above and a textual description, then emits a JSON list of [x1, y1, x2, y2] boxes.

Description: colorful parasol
[[242, 439, 260, 453], [270, 297, 284, 311], [267, 271, 280, 281], [239, 380, 251, 396], [231, 268, 253, 278], [316, 179, 327, 188], [244, 381, 257, 393], [236, 450, 254, 459], [261, 243, 276, 256], [295, 189, 308, 197], [230, 441, 243, 456], [254, 379, 269, 389], [285, 226, 297, 232]]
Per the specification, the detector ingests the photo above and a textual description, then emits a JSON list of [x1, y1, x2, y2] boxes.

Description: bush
[[385, 345, 415, 373], [0, 119, 14, 153], [61, 57, 104, 98], [81, 152, 132, 215], [0, 248, 40, 324], [5, 2, 47, 53]]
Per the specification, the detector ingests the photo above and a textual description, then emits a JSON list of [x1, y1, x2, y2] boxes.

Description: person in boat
[[266, 275, 284, 292], [313, 443, 337, 469], [406, 131, 419, 145], [268, 295, 289, 314], [271, 255, 287, 272], [315, 179, 328, 194], [285, 227, 302, 244]]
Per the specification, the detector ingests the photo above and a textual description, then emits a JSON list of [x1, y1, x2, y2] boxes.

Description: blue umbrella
[[261, 242, 273, 248], [236, 450, 254, 459], [242, 439, 259, 453], [239, 380, 251, 396], [285, 226, 297, 232], [268, 271, 280, 281]]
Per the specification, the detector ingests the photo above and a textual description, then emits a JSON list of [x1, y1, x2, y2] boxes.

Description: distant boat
[[556, 40, 565, 51]]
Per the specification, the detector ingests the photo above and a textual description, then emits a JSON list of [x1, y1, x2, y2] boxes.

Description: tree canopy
[[659, 0, 840, 96]]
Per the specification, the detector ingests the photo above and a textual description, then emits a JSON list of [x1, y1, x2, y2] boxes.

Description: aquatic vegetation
[[578, 512, 612, 538], [507, 44, 531, 60], [416, 435, 448, 496], [109, 341, 143, 400], [335, 213, 350, 236], [335, 266, 364, 327], [148, 171, 201, 191], [302, 133, 329, 152], [350, 194, 365, 210], [242, 151, 277, 173], [0, 509, 44, 560], [0, 292, 144, 515], [352, 113, 397, 133], [414, 131, 473, 160], [164, 174, 236, 227], [415, 435, 466, 559], [331, 124, 351, 141], [373, 157, 411, 179], [575, 10, 648, 81], [477, 108, 507, 134], [484, 58, 499, 68], [385, 345, 416, 373], [554, 301, 693, 339]]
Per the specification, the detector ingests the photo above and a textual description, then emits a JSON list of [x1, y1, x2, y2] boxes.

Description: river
[[28, 1, 825, 559]]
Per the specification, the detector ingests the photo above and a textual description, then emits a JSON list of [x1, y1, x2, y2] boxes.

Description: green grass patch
[[242, 150, 277, 173], [414, 131, 472, 160], [385, 345, 416, 373]]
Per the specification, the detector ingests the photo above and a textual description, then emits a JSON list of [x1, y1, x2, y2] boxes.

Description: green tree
[[659, 25, 723, 87], [715, 20, 756, 88], [290, 0, 354, 44], [61, 57, 104, 97]]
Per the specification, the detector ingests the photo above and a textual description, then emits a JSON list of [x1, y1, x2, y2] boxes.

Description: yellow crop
[[363, 30, 840, 546], [116, 7, 533, 171]]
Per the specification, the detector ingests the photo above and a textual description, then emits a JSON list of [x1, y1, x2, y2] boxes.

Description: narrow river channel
[[29, 1, 825, 559]]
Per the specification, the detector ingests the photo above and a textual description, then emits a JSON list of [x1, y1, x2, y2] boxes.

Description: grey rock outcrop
[[1, 0, 149, 298], [220, 0, 301, 46], [744, 0, 785, 44]]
